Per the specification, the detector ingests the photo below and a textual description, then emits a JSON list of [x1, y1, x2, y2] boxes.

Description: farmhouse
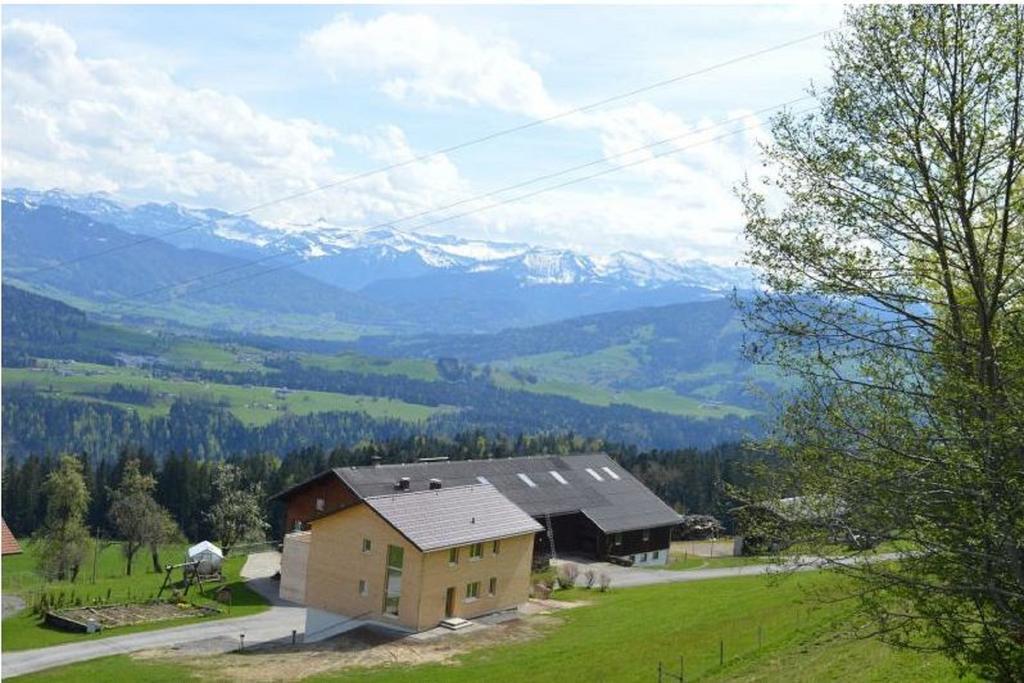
[[273, 454, 679, 634], [287, 482, 542, 634], [275, 453, 680, 565]]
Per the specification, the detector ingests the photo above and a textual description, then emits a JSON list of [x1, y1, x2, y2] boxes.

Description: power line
[[107, 95, 811, 309], [110, 105, 818, 315], [21, 28, 832, 277]]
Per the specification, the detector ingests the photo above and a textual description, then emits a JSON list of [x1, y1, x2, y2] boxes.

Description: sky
[[1, 5, 840, 265]]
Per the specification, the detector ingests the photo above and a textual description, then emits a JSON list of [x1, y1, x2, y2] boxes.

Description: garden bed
[[48, 601, 220, 631]]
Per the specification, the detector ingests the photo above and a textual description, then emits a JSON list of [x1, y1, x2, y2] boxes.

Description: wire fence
[[655, 624, 767, 682]]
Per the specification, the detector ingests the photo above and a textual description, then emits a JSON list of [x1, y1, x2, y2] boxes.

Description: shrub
[[558, 562, 579, 589], [598, 572, 612, 592], [584, 568, 596, 589]]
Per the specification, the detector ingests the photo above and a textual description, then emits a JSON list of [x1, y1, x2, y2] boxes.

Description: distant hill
[[1, 200, 394, 331], [4, 188, 756, 333], [346, 298, 782, 410]]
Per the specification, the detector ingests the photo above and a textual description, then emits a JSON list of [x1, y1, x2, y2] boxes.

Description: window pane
[[387, 545, 404, 569]]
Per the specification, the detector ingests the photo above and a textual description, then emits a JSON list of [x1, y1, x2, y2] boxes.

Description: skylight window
[[477, 476, 490, 485], [585, 468, 604, 482], [517, 473, 538, 488], [601, 466, 621, 480], [549, 471, 569, 485]]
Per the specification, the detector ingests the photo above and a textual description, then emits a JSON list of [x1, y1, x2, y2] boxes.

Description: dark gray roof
[[365, 483, 543, 552], [335, 453, 680, 534]]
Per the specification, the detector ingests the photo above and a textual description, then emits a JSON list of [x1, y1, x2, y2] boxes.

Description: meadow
[[11, 571, 972, 682], [3, 363, 450, 426]]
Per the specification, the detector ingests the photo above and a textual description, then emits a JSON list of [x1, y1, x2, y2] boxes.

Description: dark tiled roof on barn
[[332, 453, 681, 534], [2, 518, 22, 556]]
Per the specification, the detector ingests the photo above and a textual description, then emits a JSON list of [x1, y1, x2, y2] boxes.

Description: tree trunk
[[150, 544, 161, 574]]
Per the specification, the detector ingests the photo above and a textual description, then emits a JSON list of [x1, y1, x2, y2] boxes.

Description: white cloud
[[303, 13, 559, 118], [302, 12, 771, 264], [3, 14, 781, 265], [1, 19, 472, 233]]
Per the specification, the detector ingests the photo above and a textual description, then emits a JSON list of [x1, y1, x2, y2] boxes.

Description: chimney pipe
[[429, 478, 443, 490]]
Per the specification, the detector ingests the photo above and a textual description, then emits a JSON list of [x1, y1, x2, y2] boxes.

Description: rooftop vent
[[394, 477, 411, 491], [417, 456, 450, 463], [429, 478, 443, 490]]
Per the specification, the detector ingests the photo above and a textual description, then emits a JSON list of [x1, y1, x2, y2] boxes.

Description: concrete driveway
[[2, 552, 304, 679]]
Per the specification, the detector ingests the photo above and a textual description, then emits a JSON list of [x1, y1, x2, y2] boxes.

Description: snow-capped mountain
[[3, 188, 754, 293]]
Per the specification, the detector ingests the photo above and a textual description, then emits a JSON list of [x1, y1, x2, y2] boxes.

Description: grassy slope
[[3, 363, 449, 426], [1, 541, 268, 652], [13, 573, 972, 682], [492, 369, 756, 420]]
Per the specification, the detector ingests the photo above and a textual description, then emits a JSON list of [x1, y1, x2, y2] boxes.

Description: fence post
[[658, 661, 663, 683], [679, 655, 684, 683], [239, 633, 245, 651], [292, 629, 297, 645], [719, 639, 724, 666]]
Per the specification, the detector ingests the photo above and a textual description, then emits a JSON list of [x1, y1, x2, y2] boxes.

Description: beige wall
[[305, 503, 536, 631], [280, 531, 310, 603], [414, 533, 535, 631]]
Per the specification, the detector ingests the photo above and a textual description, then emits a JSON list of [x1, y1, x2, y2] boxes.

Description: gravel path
[[2, 594, 26, 619]]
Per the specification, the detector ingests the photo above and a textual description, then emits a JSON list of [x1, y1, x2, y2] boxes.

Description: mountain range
[[2, 188, 756, 334]]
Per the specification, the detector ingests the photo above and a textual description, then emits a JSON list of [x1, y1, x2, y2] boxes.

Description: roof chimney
[[395, 477, 411, 491], [429, 478, 443, 490]]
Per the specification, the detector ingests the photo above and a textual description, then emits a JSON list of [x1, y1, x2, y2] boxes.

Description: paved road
[[552, 553, 900, 589], [2, 552, 304, 680]]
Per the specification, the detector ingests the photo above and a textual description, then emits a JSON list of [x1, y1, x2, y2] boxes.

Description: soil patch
[[55, 602, 218, 630], [135, 613, 563, 682]]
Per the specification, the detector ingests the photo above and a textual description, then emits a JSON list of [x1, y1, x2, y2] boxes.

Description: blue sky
[[2, 4, 840, 264]]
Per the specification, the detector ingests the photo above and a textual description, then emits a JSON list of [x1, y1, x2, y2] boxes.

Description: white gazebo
[[186, 540, 223, 576]]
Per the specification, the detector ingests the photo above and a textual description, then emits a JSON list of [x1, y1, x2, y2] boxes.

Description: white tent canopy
[[186, 540, 223, 574]]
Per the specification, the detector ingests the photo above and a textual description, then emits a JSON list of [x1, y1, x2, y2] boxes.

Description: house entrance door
[[444, 587, 456, 618]]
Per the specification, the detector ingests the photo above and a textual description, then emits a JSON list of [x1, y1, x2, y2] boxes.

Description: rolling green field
[[12, 572, 972, 682], [3, 363, 451, 426], [1, 540, 269, 651], [297, 352, 440, 381], [493, 370, 756, 419]]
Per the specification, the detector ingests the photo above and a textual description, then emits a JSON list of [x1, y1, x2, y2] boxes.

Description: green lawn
[[2, 540, 268, 652], [3, 363, 450, 426], [13, 572, 972, 682]]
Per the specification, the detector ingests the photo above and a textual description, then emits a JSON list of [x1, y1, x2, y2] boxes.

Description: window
[[358, 579, 368, 596], [465, 581, 480, 601], [640, 552, 648, 562], [613, 533, 623, 546], [549, 471, 568, 485], [315, 497, 325, 511], [601, 466, 622, 481], [449, 547, 460, 565], [469, 543, 483, 560], [584, 467, 605, 482], [642, 529, 651, 542], [517, 473, 537, 488], [476, 476, 490, 485], [362, 538, 372, 554], [652, 550, 660, 560], [488, 577, 497, 596], [492, 539, 501, 555], [383, 545, 404, 616]]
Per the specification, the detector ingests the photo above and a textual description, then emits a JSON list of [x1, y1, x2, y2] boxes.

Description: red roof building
[[2, 518, 23, 556]]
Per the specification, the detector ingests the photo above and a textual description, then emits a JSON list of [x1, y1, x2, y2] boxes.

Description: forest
[[1, 433, 763, 544]]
